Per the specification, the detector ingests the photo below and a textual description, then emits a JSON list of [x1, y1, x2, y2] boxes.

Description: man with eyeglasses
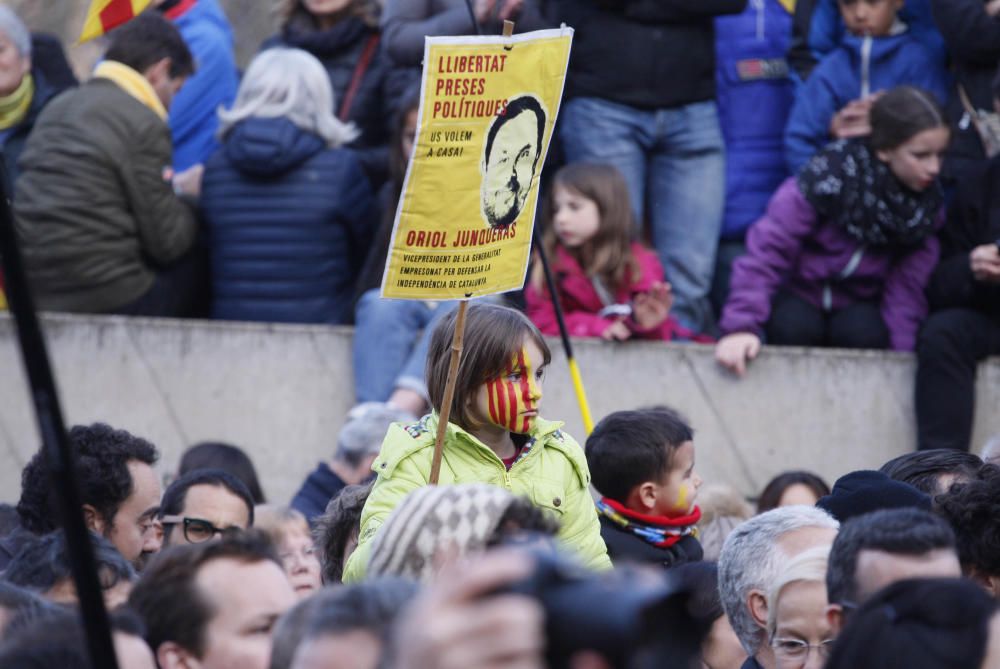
[[719, 506, 839, 669], [159, 469, 255, 546]]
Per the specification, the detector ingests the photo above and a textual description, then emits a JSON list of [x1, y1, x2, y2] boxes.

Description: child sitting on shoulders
[[585, 408, 704, 568], [525, 163, 711, 343], [342, 303, 611, 582]]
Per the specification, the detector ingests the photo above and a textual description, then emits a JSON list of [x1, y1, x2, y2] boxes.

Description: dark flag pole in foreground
[[0, 171, 120, 668]]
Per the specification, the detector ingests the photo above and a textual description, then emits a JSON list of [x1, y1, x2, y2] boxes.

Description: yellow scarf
[[0, 74, 34, 130], [777, 0, 796, 13], [93, 60, 167, 121]]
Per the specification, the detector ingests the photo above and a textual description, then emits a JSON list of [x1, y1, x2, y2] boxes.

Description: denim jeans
[[560, 97, 725, 334], [353, 290, 458, 403]]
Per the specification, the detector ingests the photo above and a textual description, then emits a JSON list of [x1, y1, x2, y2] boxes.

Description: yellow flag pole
[[533, 235, 595, 435]]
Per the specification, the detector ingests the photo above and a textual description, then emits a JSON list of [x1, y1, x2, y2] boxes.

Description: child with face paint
[[585, 408, 704, 569], [342, 303, 611, 582]]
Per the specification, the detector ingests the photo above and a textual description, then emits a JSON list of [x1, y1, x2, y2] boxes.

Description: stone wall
[[1, 314, 997, 504]]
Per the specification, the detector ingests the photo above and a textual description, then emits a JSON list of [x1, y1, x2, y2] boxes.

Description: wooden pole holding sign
[[428, 20, 517, 485], [429, 299, 469, 485]]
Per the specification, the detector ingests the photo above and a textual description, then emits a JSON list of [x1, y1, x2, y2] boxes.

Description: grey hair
[[765, 545, 830, 639], [335, 404, 414, 467], [218, 47, 359, 147], [718, 506, 839, 656], [0, 7, 30, 59]]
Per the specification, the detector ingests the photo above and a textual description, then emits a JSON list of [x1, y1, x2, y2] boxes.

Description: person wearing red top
[[525, 163, 712, 343]]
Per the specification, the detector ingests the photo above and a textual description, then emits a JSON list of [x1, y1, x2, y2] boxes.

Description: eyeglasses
[[771, 637, 835, 661], [160, 515, 240, 544]]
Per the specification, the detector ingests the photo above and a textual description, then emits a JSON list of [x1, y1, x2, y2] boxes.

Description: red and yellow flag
[[79, 0, 152, 43]]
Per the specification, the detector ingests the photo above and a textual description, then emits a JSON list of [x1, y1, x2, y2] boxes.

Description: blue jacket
[[168, 0, 239, 171], [789, 0, 947, 82], [202, 117, 375, 324], [291, 462, 349, 524], [784, 30, 949, 173], [715, 0, 795, 240]]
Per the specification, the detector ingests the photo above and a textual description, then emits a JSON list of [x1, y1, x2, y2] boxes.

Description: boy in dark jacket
[[915, 74, 1000, 451], [784, 0, 949, 171], [585, 408, 704, 569]]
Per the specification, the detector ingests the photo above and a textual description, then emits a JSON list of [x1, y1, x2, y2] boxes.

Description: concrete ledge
[[0, 313, 998, 503]]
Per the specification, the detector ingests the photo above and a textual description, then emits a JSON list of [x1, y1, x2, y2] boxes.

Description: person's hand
[[394, 550, 545, 669], [499, 0, 524, 20], [986, 0, 1000, 17], [473, 0, 498, 23], [970, 243, 1000, 284], [715, 332, 762, 377], [829, 98, 876, 139], [632, 282, 673, 330], [172, 163, 204, 198], [601, 320, 632, 342]]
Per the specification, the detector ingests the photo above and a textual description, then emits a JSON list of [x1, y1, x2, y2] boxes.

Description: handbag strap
[[339, 34, 380, 122]]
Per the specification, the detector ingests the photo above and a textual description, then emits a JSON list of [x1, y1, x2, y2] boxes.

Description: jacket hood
[[223, 117, 326, 177], [374, 413, 588, 487]]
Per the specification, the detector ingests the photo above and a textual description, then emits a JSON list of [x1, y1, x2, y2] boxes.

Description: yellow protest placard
[[381, 27, 573, 300]]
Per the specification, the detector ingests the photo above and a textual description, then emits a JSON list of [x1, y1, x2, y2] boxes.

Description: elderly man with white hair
[[718, 505, 839, 669], [0, 6, 68, 193]]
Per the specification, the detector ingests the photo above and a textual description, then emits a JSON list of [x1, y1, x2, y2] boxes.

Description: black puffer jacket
[[263, 14, 416, 185], [550, 0, 747, 109], [930, 0, 1000, 181], [926, 155, 1000, 319], [599, 516, 704, 569]]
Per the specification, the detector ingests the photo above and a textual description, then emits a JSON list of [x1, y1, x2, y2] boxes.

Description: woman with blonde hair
[[255, 505, 323, 599], [201, 47, 375, 324], [262, 0, 412, 185], [767, 546, 835, 669]]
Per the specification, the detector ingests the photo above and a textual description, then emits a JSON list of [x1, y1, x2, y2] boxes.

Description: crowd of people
[[0, 402, 999, 667], [0, 0, 994, 447], [0, 0, 999, 665]]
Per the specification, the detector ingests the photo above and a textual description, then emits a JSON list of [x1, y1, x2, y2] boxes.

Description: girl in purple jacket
[[716, 86, 949, 375]]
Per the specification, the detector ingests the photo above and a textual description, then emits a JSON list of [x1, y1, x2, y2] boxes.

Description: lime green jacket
[[342, 414, 611, 582]]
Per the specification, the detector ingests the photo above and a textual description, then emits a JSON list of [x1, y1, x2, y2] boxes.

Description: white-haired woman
[[262, 0, 414, 187], [0, 7, 67, 193], [200, 47, 375, 324], [767, 546, 835, 669]]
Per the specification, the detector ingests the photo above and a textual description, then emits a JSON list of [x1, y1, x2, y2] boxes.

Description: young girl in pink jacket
[[525, 163, 710, 342]]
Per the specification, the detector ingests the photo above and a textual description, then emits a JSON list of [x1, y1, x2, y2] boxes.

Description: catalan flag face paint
[[481, 341, 545, 434]]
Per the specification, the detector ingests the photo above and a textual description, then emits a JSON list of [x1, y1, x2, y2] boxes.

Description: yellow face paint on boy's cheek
[[485, 347, 541, 434], [673, 485, 689, 513]]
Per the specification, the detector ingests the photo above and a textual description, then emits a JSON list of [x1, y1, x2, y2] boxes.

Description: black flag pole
[[0, 171, 120, 668]]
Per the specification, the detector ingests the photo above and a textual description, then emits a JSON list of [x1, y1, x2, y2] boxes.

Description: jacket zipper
[[860, 35, 872, 98], [823, 245, 867, 312], [752, 0, 765, 40]]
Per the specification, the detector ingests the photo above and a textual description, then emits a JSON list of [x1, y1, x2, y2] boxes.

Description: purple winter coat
[[719, 178, 942, 351]]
